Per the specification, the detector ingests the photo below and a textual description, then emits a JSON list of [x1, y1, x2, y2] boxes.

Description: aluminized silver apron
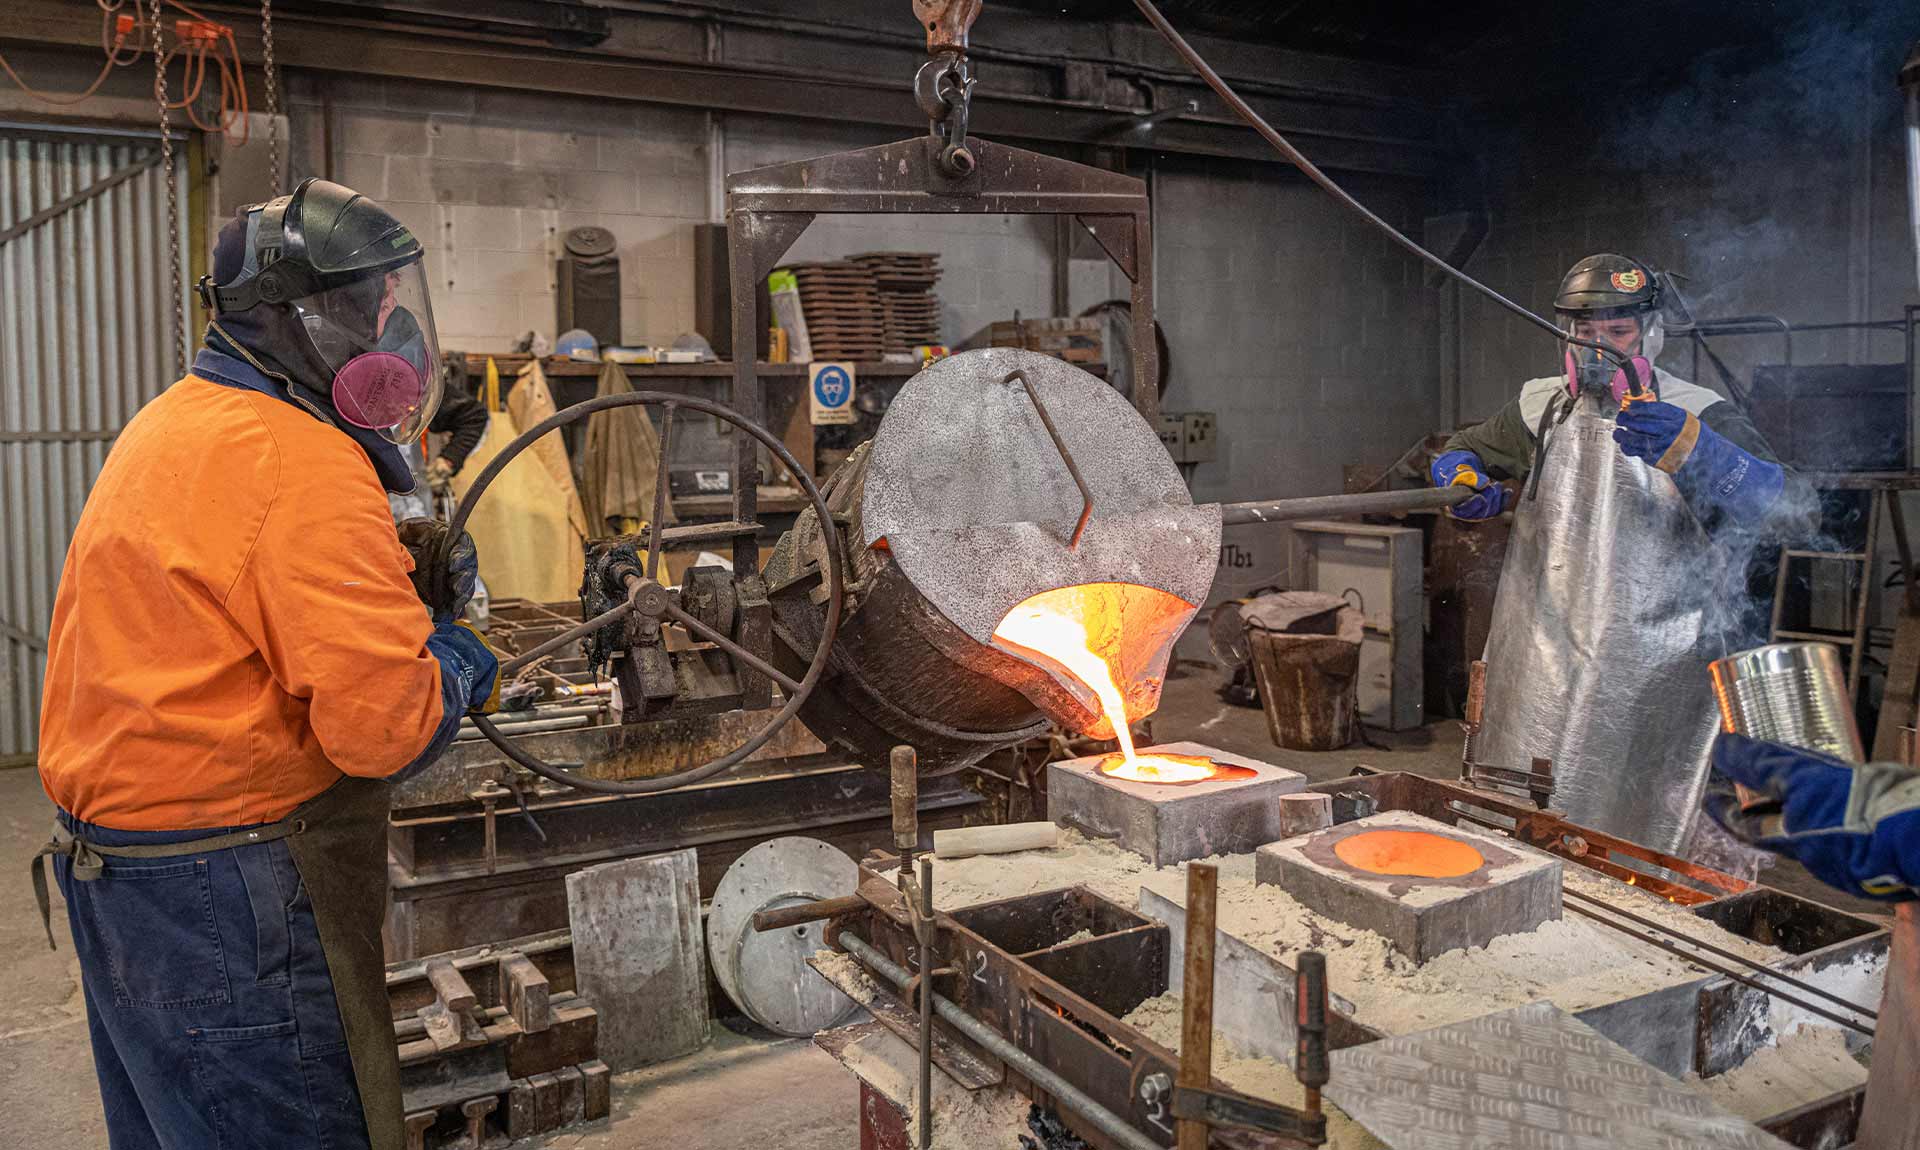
[[1476, 395, 1725, 856]]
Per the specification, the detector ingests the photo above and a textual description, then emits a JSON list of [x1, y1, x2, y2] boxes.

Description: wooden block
[[528, 1071, 561, 1135], [504, 1000, 599, 1079], [507, 1079, 539, 1139], [501, 953, 551, 1035], [425, 958, 477, 1014], [553, 1064, 586, 1125], [1277, 792, 1334, 838], [565, 848, 711, 1071], [580, 1060, 611, 1121]]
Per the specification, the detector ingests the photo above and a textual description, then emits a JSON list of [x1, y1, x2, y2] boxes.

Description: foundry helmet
[[1554, 253, 1660, 321], [199, 178, 444, 446], [1555, 253, 1663, 400]]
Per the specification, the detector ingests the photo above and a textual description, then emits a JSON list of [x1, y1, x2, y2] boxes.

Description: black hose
[[1131, 0, 1644, 396]]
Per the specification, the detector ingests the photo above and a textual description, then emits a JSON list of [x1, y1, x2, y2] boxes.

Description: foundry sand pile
[[912, 828, 1789, 1036]]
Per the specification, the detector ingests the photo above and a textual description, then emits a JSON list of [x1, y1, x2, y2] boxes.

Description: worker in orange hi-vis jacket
[[32, 178, 499, 1150]]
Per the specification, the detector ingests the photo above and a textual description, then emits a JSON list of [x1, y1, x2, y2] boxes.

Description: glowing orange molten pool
[[993, 585, 1217, 784], [1092, 752, 1256, 786], [1333, 829, 1485, 878]]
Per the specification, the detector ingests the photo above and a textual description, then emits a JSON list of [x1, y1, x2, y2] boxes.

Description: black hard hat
[[1554, 253, 1660, 320], [200, 177, 423, 314]]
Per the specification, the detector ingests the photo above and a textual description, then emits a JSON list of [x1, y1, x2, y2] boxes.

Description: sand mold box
[[911, 828, 1788, 1035]]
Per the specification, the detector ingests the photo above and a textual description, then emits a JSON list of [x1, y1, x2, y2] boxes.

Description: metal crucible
[[766, 349, 1220, 774]]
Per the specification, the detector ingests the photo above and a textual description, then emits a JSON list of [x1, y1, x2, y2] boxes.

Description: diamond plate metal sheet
[[1325, 1002, 1791, 1150]]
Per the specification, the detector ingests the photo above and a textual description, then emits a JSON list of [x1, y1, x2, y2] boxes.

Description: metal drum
[[706, 836, 859, 1037], [1709, 642, 1864, 764]]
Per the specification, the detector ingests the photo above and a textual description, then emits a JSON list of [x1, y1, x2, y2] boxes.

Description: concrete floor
[[0, 659, 1883, 1147]]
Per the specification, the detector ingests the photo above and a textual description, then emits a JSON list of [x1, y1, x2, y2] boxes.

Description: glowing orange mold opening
[[1333, 829, 1484, 879], [1093, 752, 1257, 786]]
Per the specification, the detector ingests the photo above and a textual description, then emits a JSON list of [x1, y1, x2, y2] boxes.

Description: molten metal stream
[[993, 598, 1216, 783]]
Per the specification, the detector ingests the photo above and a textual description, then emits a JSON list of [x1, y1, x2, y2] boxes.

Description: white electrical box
[[1287, 520, 1424, 730]]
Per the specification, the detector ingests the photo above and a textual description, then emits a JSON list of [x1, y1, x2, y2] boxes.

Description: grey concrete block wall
[[288, 78, 711, 351], [1153, 159, 1442, 626]]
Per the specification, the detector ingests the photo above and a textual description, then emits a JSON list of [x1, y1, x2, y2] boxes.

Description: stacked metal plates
[[781, 261, 884, 361], [851, 251, 942, 354]]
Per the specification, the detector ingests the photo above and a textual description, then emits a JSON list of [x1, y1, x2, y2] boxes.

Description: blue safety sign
[[809, 362, 857, 425]]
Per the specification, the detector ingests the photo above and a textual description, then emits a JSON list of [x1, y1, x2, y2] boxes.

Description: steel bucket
[[1708, 642, 1864, 764]]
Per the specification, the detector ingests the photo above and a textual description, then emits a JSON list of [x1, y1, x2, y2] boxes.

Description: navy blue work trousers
[[52, 810, 371, 1150]]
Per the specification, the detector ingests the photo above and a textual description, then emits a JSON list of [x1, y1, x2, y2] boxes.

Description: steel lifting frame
[[721, 132, 1160, 570]]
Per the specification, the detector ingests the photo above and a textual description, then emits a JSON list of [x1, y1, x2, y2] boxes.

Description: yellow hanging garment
[[508, 359, 591, 541], [449, 358, 586, 603]]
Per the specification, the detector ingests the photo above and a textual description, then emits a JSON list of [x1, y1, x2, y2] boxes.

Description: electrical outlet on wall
[[1182, 411, 1216, 463]]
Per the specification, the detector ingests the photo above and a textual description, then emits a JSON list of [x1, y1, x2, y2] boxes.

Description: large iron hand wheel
[[449, 389, 845, 795]]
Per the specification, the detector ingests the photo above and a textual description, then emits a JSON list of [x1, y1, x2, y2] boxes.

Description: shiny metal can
[[1708, 642, 1864, 764]]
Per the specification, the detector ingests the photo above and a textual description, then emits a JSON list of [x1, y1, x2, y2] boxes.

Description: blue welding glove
[[432, 620, 500, 716], [1613, 402, 1783, 525], [393, 620, 501, 783], [1430, 450, 1510, 521], [1704, 732, 1920, 902]]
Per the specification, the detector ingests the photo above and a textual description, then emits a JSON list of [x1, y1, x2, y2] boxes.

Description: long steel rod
[[837, 934, 1162, 1150], [916, 857, 934, 1150], [751, 894, 867, 933], [1008, 369, 1094, 549], [498, 599, 635, 677], [1560, 887, 1877, 1021], [1561, 901, 1875, 1037], [663, 600, 804, 695], [454, 716, 590, 741], [1220, 486, 1470, 526]]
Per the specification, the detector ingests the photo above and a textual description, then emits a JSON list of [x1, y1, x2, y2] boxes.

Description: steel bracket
[[726, 135, 1161, 472], [1171, 1083, 1326, 1143]]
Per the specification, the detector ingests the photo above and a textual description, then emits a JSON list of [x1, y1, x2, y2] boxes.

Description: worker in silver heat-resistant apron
[[1430, 253, 1804, 860], [31, 178, 499, 1150]]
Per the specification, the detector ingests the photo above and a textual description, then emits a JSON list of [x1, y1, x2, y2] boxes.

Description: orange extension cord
[[0, 0, 251, 142]]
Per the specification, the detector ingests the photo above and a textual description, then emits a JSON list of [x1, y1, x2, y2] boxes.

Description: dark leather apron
[[34, 776, 403, 1150], [282, 776, 405, 1150]]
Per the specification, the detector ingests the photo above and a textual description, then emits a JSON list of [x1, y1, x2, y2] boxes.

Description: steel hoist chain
[[261, 0, 281, 197], [150, 0, 185, 378]]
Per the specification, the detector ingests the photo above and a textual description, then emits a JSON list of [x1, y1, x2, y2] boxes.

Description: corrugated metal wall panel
[[0, 131, 186, 758]]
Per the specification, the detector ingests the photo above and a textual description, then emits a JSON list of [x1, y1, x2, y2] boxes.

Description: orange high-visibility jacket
[[39, 373, 446, 830]]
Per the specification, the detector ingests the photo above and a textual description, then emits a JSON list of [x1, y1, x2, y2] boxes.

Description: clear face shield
[[1561, 312, 1654, 405], [292, 258, 444, 445]]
